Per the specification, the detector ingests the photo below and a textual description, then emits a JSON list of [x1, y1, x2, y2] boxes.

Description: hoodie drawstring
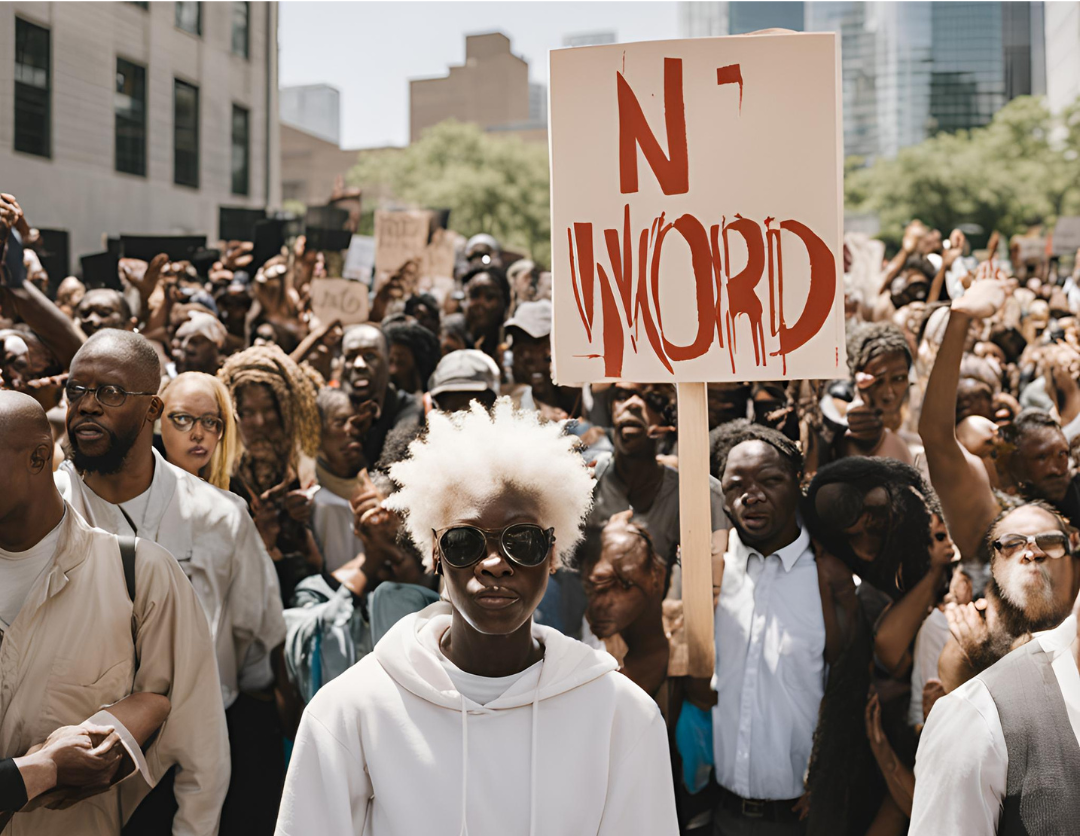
[[458, 693, 469, 836], [457, 658, 545, 836]]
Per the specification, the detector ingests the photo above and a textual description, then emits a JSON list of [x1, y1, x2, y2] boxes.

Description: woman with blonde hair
[[159, 371, 239, 489]]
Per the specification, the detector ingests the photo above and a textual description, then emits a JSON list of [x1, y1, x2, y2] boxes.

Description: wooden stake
[[676, 382, 717, 678]]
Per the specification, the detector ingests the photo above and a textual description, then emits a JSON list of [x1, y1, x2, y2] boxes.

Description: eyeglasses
[[434, 524, 555, 569], [992, 531, 1069, 559], [167, 412, 224, 437], [66, 382, 157, 408]]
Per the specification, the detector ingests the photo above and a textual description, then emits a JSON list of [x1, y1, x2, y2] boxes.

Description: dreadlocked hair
[[847, 321, 912, 378], [383, 320, 442, 392], [218, 344, 323, 458], [710, 419, 803, 482]]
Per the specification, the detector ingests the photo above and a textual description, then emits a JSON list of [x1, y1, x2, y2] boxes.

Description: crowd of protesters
[[2, 185, 1080, 836]]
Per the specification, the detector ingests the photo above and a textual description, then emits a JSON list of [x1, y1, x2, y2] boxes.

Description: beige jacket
[[0, 505, 229, 836], [57, 451, 287, 708]]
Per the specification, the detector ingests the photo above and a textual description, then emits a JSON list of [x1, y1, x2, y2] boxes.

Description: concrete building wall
[[280, 83, 340, 145], [280, 123, 363, 207], [0, 1, 279, 265], [409, 32, 529, 143]]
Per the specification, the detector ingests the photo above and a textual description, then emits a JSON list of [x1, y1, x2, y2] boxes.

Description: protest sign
[[1053, 216, 1080, 256], [343, 235, 376, 283], [1012, 235, 1047, 264], [549, 32, 844, 676], [309, 278, 370, 326], [375, 210, 433, 276]]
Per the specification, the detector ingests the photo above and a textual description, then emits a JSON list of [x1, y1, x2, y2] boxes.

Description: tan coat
[[0, 505, 229, 835]]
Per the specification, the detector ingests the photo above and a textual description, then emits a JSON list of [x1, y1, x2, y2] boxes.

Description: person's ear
[[28, 440, 52, 475], [147, 395, 164, 423]]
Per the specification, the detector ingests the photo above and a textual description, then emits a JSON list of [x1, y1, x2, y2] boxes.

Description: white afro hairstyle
[[385, 398, 595, 571]]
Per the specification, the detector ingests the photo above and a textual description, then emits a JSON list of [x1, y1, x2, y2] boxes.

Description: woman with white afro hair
[[277, 399, 679, 836]]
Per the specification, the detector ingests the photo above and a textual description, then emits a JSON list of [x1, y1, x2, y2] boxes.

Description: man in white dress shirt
[[711, 422, 826, 835], [55, 330, 288, 835], [910, 502, 1080, 834]]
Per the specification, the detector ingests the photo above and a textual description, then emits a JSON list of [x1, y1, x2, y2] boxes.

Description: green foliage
[[348, 120, 552, 267], [845, 96, 1080, 252]]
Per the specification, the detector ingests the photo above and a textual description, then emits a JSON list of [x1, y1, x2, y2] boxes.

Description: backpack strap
[[119, 535, 137, 603]]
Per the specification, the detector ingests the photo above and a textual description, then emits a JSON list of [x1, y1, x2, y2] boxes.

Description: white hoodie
[[276, 602, 679, 836]]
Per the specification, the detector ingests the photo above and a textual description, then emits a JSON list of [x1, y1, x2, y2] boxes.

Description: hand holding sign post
[[549, 33, 845, 676]]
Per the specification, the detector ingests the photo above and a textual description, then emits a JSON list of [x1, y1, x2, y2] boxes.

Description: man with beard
[[55, 331, 288, 836], [0, 390, 227, 836], [219, 345, 323, 608], [339, 324, 421, 466], [909, 502, 1080, 834], [711, 421, 825, 835]]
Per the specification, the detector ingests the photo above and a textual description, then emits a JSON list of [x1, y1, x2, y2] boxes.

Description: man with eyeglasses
[[910, 501, 1080, 834], [54, 329, 288, 836], [0, 390, 225, 836]]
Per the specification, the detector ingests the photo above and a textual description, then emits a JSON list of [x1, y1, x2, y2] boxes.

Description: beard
[[70, 424, 141, 476], [238, 435, 294, 494], [991, 562, 1066, 634]]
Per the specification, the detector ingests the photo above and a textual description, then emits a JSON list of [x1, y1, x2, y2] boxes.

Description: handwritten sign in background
[[549, 33, 846, 385]]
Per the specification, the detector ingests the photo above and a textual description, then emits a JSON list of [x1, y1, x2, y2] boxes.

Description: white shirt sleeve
[[275, 710, 371, 836], [909, 679, 1007, 835]]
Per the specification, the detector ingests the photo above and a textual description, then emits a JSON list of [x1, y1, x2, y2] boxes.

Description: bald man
[[55, 330, 288, 836], [0, 391, 226, 836]]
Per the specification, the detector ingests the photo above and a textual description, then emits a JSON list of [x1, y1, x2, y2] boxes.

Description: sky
[[278, 1, 681, 149]]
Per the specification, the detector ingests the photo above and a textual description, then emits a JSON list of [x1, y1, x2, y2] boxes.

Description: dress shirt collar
[[729, 522, 810, 574], [1036, 613, 1079, 659]]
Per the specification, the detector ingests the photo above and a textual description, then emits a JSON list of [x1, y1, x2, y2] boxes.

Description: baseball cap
[[428, 350, 501, 399], [504, 299, 552, 340]]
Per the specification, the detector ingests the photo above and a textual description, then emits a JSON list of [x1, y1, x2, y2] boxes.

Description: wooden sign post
[[549, 33, 846, 677]]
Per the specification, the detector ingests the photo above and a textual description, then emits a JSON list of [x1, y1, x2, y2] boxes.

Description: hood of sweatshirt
[[373, 602, 619, 836], [373, 601, 617, 710]]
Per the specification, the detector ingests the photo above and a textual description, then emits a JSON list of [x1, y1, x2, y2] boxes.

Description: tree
[[845, 96, 1080, 253], [348, 120, 553, 267]]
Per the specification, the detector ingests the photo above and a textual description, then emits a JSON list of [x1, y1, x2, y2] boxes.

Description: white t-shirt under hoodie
[[276, 601, 679, 836]]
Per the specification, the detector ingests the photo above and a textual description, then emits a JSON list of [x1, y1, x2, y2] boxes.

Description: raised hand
[[951, 277, 1008, 320]]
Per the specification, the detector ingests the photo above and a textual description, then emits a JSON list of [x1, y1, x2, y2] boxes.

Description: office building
[[280, 84, 341, 146], [409, 32, 530, 144], [679, 2, 804, 38], [1045, 1, 1080, 114], [1, 1, 279, 264]]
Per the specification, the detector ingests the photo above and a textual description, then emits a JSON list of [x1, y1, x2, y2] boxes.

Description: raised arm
[[917, 279, 1006, 559]]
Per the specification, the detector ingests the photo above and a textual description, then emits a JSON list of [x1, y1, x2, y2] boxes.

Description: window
[[127, 2, 149, 9], [14, 18, 51, 158], [175, 2, 201, 36], [174, 80, 199, 188], [231, 2, 249, 59], [231, 105, 250, 196], [115, 59, 147, 176]]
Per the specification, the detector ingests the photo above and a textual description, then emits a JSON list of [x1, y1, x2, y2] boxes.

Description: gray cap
[[428, 349, 501, 398], [504, 298, 552, 340]]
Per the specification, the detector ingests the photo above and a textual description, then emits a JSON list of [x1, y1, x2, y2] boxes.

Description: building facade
[[0, 1, 279, 266], [280, 83, 340, 146], [1046, 1, 1080, 114], [409, 32, 530, 144], [680, 1, 1049, 162]]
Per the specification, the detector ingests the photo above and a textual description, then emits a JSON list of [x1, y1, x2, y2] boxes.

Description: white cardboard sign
[[548, 33, 846, 385]]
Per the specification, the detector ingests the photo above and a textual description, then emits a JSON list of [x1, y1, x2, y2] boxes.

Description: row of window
[[126, 1, 249, 59], [14, 15, 251, 196]]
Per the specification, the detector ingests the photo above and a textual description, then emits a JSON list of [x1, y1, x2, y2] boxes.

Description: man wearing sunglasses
[[53, 330, 288, 836], [911, 501, 1080, 834], [277, 400, 679, 836]]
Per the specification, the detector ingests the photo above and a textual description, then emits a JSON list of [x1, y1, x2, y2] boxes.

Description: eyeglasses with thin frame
[[434, 524, 555, 569], [65, 382, 158, 408], [992, 531, 1069, 559], [167, 412, 224, 437]]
